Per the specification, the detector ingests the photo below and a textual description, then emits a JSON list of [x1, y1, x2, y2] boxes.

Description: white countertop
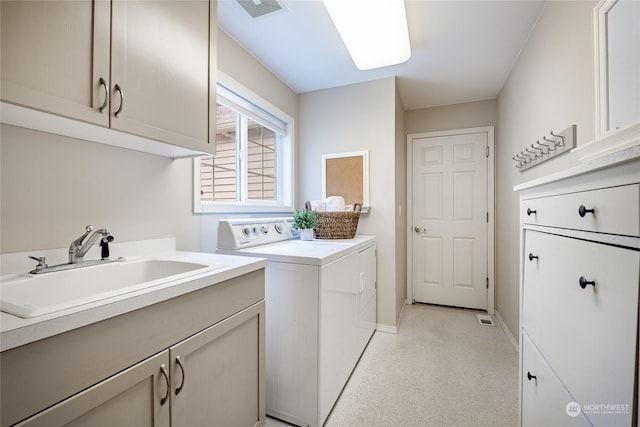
[[0, 250, 267, 352]]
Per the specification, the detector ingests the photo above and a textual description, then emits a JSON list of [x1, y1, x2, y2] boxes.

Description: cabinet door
[[110, 0, 212, 151], [521, 333, 589, 427], [15, 350, 170, 427], [0, 0, 110, 126], [523, 230, 639, 426], [170, 301, 265, 427]]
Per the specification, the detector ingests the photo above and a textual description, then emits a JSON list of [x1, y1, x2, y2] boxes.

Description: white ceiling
[[218, 0, 546, 111]]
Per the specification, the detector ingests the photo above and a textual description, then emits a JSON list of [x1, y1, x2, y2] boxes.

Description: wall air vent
[[236, 0, 288, 19]]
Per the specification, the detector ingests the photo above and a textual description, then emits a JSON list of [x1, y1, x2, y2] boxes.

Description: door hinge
[[486, 211, 489, 223], [486, 277, 489, 289], [486, 146, 489, 157]]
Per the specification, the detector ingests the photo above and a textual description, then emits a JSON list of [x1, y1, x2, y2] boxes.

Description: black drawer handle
[[578, 205, 595, 217], [527, 208, 537, 216], [528, 253, 539, 261], [579, 276, 595, 289], [527, 371, 537, 381]]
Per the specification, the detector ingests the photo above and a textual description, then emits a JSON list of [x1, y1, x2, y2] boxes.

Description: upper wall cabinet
[[0, 0, 217, 157], [1, 1, 109, 127]]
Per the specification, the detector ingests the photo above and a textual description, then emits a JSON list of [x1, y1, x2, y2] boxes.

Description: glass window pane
[[247, 119, 277, 201], [200, 103, 240, 202]]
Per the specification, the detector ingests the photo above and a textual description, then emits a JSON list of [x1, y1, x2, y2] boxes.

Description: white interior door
[[411, 130, 489, 310]]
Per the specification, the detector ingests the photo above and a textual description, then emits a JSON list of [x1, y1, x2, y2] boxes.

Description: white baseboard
[[375, 302, 407, 335], [376, 323, 398, 334], [495, 310, 519, 353]]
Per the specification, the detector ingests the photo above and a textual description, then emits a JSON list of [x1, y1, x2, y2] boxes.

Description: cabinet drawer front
[[522, 184, 639, 236], [521, 333, 589, 427], [523, 231, 639, 426], [15, 350, 170, 427]]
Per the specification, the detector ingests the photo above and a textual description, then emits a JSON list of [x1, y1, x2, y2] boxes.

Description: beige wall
[[299, 78, 405, 328], [496, 0, 596, 342], [405, 99, 497, 135], [0, 27, 298, 254]]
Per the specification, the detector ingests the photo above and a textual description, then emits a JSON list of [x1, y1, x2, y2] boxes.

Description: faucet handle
[[28, 255, 48, 271], [71, 225, 94, 247]]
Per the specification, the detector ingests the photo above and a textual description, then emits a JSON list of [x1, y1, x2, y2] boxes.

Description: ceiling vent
[[236, 0, 288, 19]]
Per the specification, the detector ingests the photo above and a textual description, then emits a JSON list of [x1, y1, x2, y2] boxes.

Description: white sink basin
[[0, 258, 226, 319]]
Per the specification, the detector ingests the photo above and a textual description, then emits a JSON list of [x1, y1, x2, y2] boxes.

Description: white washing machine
[[218, 218, 376, 427]]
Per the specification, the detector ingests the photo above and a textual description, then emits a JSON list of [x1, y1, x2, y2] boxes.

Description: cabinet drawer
[[523, 231, 639, 426], [521, 332, 589, 427], [522, 184, 639, 236]]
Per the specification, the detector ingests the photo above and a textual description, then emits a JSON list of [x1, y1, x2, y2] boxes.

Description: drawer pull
[[114, 84, 124, 118], [526, 208, 537, 216], [159, 364, 170, 406], [578, 205, 595, 217], [98, 77, 109, 113], [579, 276, 596, 289], [528, 253, 539, 261], [527, 371, 537, 381], [175, 355, 186, 395]]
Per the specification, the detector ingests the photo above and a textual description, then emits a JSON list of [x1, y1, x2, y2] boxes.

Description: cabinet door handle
[[578, 205, 595, 217], [98, 77, 109, 113], [159, 364, 170, 406], [526, 208, 537, 216], [114, 84, 124, 117], [528, 253, 539, 261], [579, 276, 596, 289], [175, 355, 186, 395], [527, 371, 537, 381]]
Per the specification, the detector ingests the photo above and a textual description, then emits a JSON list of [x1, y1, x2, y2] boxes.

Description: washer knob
[[242, 227, 251, 238]]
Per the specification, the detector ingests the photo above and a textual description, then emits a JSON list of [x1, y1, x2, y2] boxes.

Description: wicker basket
[[313, 203, 362, 239]]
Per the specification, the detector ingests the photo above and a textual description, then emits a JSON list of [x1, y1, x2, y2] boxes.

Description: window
[[194, 75, 293, 213]]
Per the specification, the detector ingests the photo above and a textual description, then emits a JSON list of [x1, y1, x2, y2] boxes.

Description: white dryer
[[218, 218, 376, 427]]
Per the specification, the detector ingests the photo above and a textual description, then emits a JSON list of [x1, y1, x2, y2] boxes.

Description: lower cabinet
[[14, 302, 265, 427], [517, 155, 640, 427], [1, 270, 266, 427]]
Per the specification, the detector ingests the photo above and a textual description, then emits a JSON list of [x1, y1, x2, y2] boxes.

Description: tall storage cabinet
[[0, 0, 217, 155], [516, 147, 640, 427]]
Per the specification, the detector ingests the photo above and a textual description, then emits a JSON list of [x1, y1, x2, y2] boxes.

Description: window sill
[[194, 202, 294, 215]]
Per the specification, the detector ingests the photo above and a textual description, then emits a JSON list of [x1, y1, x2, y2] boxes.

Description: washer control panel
[[218, 217, 295, 249]]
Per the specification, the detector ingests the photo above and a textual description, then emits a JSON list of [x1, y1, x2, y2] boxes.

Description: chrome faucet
[[69, 225, 112, 263], [28, 225, 115, 274]]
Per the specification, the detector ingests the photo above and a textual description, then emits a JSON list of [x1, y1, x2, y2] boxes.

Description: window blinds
[[217, 84, 288, 136]]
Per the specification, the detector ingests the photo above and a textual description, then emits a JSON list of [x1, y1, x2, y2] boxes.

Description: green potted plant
[[293, 208, 318, 241]]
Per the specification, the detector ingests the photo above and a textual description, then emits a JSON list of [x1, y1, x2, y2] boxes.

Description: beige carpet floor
[[267, 303, 519, 427]]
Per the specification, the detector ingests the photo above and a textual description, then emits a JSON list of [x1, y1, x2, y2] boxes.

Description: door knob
[[414, 226, 426, 233]]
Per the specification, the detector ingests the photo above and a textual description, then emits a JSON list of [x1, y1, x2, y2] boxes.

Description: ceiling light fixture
[[322, 0, 411, 71]]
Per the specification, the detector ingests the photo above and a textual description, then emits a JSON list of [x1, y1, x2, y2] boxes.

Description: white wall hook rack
[[513, 125, 576, 171]]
